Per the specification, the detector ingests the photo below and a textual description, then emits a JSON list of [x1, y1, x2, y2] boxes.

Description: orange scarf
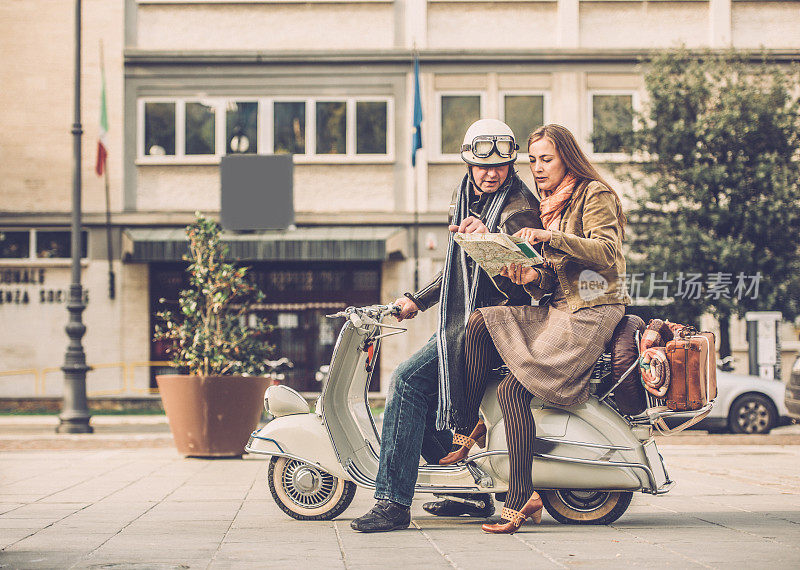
[[539, 174, 576, 231]]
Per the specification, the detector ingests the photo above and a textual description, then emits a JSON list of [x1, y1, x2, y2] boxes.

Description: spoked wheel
[[268, 456, 356, 521], [540, 489, 632, 525]]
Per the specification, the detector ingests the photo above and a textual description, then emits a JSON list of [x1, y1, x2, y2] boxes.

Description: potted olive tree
[[154, 214, 274, 457]]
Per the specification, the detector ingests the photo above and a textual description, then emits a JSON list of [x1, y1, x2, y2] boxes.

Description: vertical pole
[[413, 177, 419, 292], [58, 0, 92, 434], [101, 41, 115, 300], [104, 165, 115, 300]]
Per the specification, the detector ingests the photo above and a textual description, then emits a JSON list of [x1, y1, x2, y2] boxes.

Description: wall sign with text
[[0, 267, 89, 306]]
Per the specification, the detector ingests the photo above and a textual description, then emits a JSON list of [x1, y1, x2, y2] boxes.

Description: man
[[351, 119, 543, 532]]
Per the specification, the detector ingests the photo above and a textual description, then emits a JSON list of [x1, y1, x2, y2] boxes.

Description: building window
[[138, 96, 393, 162], [144, 102, 176, 156], [439, 94, 482, 156], [226, 101, 258, 154], [185, 101, 216, 155], [502, 93, 546, 152], [356, 101, 388, 155], [0, 230, 87, 260], [0, 231, 29, 258], [590, 92, 636, 155], [274, 101, 306, 155], [316, 101, 347, 155], [36, 231, 88, 259]]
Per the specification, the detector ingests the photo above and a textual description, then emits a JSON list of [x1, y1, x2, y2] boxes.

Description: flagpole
[[413, 165, 420, 292], [99, 41, 115, 300], [411, 48, 421, 292], [104, 162, 115, 300]]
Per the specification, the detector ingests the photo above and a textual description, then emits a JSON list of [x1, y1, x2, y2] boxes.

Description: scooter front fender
[[246, 413, 349, 481]]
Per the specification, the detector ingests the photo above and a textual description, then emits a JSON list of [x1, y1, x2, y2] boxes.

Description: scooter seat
[[605, 315, 647, 415]]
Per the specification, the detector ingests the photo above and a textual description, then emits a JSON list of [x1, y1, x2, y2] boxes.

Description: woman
[[438, 124, 630, 533]]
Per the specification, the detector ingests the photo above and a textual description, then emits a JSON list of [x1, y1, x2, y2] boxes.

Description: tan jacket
[[525, 180, 631, 311]]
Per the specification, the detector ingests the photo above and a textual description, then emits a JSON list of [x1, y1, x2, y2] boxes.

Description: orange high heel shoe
[[481, 493, 543, 534], [439, 420, 487, 465]]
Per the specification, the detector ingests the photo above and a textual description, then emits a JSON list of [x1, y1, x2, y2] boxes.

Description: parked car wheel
[[728, 393, 777, 434]]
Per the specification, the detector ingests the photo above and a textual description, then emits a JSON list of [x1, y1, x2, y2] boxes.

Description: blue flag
[[411, 55, 423, 167]]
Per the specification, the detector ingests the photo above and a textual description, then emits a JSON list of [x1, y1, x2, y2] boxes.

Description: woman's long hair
[[528, 124, 627, 237]]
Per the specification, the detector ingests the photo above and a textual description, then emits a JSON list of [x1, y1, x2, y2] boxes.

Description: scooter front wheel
[[268, 456, 356, 521], [540, 490, 632, 525]]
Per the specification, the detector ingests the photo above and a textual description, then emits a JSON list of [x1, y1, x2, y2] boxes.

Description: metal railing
[[0, 361, 178, 397]]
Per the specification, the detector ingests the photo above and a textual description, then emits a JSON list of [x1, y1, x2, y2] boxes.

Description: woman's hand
[[500, 263, 540, 285], [513, 227, 552, 244]]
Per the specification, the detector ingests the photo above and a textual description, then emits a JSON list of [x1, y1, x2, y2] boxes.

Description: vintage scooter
[[247, 304, 713, 524]]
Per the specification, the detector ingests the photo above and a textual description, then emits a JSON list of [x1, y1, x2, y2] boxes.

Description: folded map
[[453, 232, 545, 277]]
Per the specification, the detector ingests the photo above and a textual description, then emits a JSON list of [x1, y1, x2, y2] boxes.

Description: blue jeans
[[375, 335, 453, 506]]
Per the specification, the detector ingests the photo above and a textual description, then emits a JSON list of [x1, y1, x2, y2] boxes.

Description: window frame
[[587, 89, 640, 161], [499, 90, 550, 158], [224, 99, 260, 156], [0, 229, 89, 263], [183, 98, 222, 158], [434, 91, 486, 163], [137, 96, 395, 165], [311, 97, 351, 158]]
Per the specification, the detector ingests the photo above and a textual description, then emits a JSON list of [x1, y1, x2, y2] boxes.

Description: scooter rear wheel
[[268, 456, 356, 521], [540, 490, 632, 525]]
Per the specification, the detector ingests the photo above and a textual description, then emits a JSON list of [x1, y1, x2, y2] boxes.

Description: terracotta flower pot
[[156, 374, 269, 458]]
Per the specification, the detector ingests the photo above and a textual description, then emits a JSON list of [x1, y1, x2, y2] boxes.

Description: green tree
[[595, 49, 800, 357], [154, 214, 275, 376]]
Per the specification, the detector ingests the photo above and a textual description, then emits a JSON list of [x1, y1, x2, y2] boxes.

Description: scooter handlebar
[[326, 304, 401, 320]]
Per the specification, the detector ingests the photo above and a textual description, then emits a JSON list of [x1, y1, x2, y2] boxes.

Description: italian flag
[[95, 63, 108, 177]]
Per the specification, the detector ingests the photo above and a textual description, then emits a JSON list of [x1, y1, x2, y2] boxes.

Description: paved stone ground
[[0, 416, 798, 450], [1, 442, 799, 569]]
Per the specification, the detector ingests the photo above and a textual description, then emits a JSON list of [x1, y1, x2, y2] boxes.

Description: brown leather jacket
[[524, 180, 631, 311], [409, 171, 542, 311]]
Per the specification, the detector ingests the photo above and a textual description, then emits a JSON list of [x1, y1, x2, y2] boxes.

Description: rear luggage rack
[[606, 330, 716, 432]]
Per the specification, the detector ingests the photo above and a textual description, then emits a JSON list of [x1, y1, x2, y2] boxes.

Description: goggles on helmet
[[461, 135, 518, 159]]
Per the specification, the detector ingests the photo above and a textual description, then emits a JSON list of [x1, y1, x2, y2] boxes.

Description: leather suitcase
[[664, 330, 717, 411]]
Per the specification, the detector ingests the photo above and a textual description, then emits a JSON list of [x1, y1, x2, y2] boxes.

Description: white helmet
[[460, 119, 518, 166]]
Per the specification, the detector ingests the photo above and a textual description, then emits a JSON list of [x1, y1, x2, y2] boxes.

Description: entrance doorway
[[149, 261, 381, 392]]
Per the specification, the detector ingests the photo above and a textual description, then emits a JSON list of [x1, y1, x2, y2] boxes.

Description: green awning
[[122, 227, 406, 262]]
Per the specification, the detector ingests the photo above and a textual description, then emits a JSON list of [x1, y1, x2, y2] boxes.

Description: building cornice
[[0, 211, 447, 228], [124, 48, 800, 67]]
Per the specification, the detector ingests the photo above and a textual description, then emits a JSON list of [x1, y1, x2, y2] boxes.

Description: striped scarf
[[435, 173, 514, 430]]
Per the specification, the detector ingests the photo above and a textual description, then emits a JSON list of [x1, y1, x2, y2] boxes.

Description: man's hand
[[449, 216, 489, 234], [393, 296, 419, 321], [513, 227, 552, 244], [500, 263, 540, 285]]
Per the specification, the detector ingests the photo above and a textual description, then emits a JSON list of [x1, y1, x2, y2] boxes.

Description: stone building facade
[[1, 0, 799, 397]]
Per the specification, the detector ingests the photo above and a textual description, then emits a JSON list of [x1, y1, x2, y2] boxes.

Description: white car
[[665, 370, 791, 434]]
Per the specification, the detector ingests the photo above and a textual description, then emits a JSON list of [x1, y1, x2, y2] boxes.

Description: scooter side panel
[[249, 413, 350, 481], [486, 398, 649, 491]]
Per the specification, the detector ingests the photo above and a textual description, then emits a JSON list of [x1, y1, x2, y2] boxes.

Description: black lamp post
[[58, 0, 92, 434]]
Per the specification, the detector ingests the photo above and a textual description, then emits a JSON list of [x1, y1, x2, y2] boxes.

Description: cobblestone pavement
[[1, 441, 799, 569]]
